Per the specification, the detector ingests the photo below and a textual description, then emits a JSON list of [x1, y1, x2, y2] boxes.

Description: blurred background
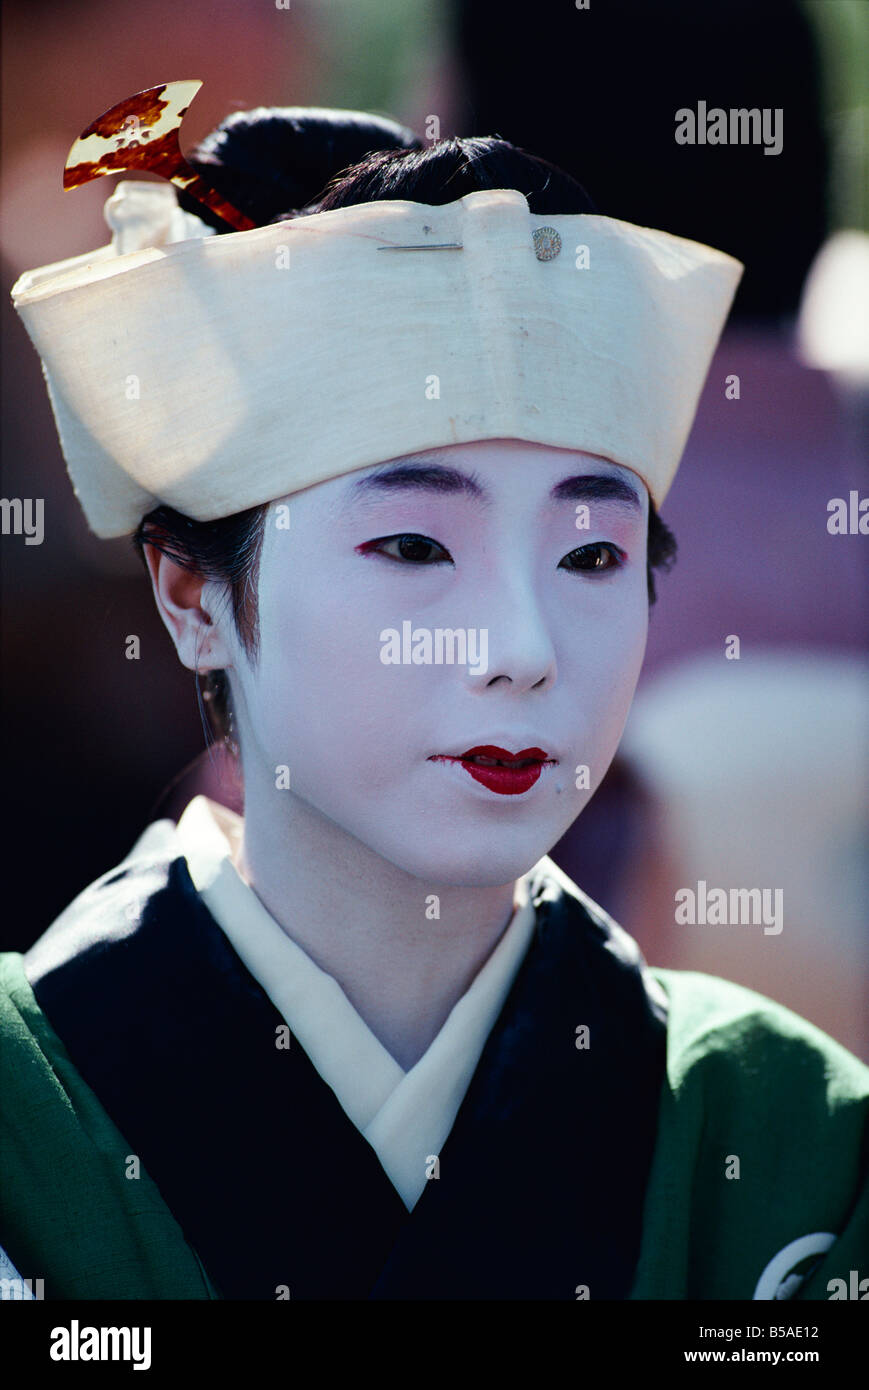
[[2, 0, 867, 1055]]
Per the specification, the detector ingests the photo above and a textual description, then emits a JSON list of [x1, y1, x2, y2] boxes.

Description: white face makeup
[[224, 439, 650, 887]]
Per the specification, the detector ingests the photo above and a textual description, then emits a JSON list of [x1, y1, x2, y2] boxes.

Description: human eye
[[558, 542, 625, 575], [356, 533, 454, 565]]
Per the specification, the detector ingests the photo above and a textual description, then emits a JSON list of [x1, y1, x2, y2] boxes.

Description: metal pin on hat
[[378, 227, 563, 259], [377, 221, 460, 251], [377, 242, 463, 251]]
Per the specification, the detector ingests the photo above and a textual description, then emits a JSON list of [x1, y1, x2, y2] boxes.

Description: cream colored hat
[[11, 179, 743, 537]]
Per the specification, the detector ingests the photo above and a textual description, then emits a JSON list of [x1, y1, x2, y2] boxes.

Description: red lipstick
[[431, 745, 554, 796]]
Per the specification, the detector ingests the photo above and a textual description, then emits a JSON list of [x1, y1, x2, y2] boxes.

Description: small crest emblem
[[532, 226, 562, 261]]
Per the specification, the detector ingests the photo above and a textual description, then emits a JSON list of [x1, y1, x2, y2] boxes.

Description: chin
[[377, 830, 562, 889]]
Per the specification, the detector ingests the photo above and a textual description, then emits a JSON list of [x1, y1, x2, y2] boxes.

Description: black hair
[[133, 108, 677, 750]]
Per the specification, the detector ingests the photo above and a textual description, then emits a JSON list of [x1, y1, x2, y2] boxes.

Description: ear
[[142, 545, 235, 673]]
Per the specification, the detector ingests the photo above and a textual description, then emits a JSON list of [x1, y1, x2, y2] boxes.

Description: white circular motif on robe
[[753, 1232, 837, 1300]]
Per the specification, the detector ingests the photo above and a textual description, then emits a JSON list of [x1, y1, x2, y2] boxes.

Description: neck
[[234, 785, 520, 1071]]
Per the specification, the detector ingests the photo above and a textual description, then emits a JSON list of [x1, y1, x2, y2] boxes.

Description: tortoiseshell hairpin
[[63, 79, 256, 232]]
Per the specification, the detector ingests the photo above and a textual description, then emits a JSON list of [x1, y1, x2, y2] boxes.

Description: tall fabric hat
[[10, 83, 744, 538]]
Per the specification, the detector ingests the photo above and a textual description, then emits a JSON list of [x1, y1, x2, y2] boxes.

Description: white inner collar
[[175, 795, 542, 1209]]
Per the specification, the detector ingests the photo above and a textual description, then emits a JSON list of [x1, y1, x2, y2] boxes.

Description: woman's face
[[225, 440, 650, 886]]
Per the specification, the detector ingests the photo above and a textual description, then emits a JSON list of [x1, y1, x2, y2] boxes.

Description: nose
[[463, 575, 558, 695]]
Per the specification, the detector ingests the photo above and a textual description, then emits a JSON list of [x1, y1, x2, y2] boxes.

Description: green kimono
[[0, 837, 866, 1300]]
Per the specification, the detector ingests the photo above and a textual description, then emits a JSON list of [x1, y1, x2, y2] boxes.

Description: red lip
[[461, 745, 550, 762], [430, 745, 555, 796]]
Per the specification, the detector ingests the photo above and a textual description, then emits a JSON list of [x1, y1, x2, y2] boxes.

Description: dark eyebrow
[[550, 474, 643, 510], [350, 459, 642, 511], [351, 461, 485, 499]]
